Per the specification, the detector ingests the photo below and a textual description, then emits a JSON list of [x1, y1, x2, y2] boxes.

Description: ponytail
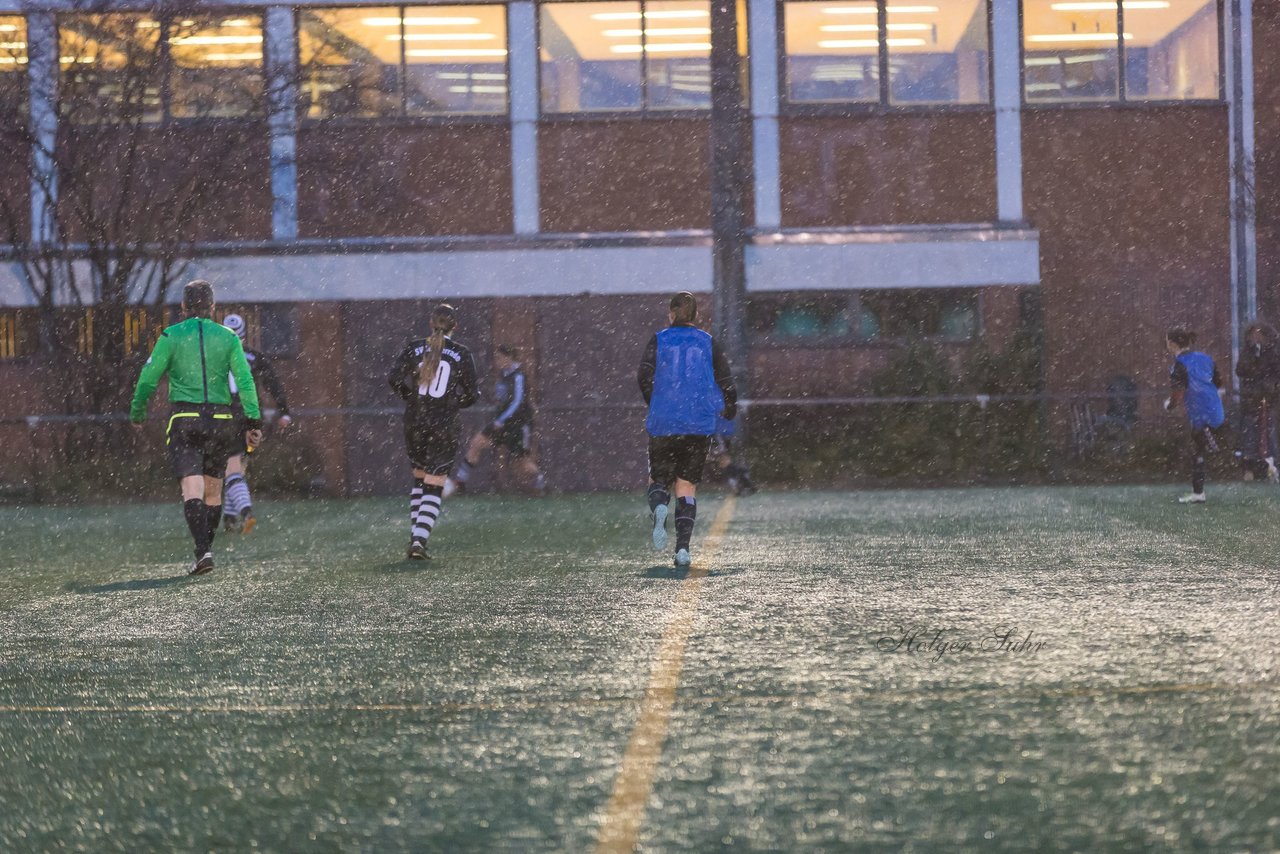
[[418, 304, 458, 389]]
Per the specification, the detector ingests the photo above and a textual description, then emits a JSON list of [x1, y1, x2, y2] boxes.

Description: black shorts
[[166, 405, 240, 479], [483, 419, 533, 458], [648, 435, 712, 486], [405, 418, 460, 476], [227, 408, 249, 456]]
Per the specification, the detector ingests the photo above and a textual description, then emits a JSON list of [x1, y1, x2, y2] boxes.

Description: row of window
[[0, 0, 1222, 122], [0, 293, 965, 360], [0, 306, 297, 359]]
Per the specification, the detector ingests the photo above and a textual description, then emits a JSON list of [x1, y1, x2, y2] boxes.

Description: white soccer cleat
[[674, 548, 692, 568], [1268, 459, 1279, 484], [651, 504, 668, 551], [442, 478, 459, 498], [1178, 493, 1206, 504]]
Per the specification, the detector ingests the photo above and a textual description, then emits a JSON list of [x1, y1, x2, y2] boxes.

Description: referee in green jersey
[[130, 280, 263, 575]]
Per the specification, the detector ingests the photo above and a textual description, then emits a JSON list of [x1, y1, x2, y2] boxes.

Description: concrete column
[[749, 0, 781, 230], [508, 1, 540, 235], [26, 13, 58, 246], [265, 7, 299, 241], [991, 0, 1024, 224]]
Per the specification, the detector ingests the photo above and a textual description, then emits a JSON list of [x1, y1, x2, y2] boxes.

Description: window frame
[[777, 0, 996, 115], [55, 11, 269, 126], [536, 0, 715, 117], [1018, 0, 1225, 107], [295, 3, 513, 124]]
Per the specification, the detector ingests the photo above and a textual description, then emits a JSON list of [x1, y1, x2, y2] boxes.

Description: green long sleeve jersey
[[130, 316, 262, 422]]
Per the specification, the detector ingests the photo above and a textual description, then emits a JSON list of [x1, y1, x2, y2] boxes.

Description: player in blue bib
[[1164, 326, 1226, 504], [637, 292, 738, 567]]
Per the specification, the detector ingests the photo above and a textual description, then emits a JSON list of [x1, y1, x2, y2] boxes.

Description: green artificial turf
[[0, 486, 1277, 851]]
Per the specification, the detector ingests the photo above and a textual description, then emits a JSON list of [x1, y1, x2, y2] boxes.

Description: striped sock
[[410, 478, 424, 534], [222, 477, 241, 518], [225, 474, 252, 516], [414, 484, 444, 543]]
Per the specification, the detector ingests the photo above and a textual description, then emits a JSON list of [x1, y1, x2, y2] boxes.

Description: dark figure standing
[[1234, 320, 1280, 483]]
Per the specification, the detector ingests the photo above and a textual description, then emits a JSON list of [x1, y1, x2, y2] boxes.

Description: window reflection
[[58, 14, 262, 123], [540, 0, 710, 113], [783, 0, 990, 106], [1023, 0, 1218, 102], [299, 5, 508, 118]]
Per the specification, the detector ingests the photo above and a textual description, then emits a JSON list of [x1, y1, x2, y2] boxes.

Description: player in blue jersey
[[1164, 326, 1226, 504], [638, 292, 738, 567]]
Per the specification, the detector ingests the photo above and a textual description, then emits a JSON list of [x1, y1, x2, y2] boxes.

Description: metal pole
[[709, 0, 750, 395], [1227, 0, 1256, 376]]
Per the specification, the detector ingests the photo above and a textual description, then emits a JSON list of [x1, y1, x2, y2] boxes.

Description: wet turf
[[0, 486, 1277, 851]]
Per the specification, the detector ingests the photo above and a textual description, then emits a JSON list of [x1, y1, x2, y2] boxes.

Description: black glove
[[721, 403, 737, 421]]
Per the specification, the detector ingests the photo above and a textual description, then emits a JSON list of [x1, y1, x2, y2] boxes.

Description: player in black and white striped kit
[[445, 345, 547, 496], [388, 304, 479, 559], [220, 313, 292, 533]]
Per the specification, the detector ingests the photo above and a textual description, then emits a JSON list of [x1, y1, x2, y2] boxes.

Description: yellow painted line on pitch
[[594, 495, 737, 854]]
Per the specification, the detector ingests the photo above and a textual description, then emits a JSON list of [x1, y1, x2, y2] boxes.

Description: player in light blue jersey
[[637, 292, 737, 567], [1164, 326, 1226, 504]]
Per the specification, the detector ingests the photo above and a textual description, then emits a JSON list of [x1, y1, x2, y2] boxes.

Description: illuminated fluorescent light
[[1024, 52, 1109, 66], [0, 56, 27, 64], [136, 20, 161, 29], [1027, 32, 1131, 42], [820, 23, 931, 31], [203, 51, 263, 61], [0, 41, 25, 50], [818, 38, 926, 47], [169, 35, 263, 45], [610, 42, 711, 53], [388, 33, 497, 41], [591, 10, 710, 20], [602, 27, 712, 36], [438, 71, 507, 79], [404, 47, 508, 57], [221, 18, 253, 27], [0, 24, 18, 32], [362, 16, 482, 26], [822, 5, 939, 13], [1050, 1, 1168, 9], [447, 85, 506, 93]]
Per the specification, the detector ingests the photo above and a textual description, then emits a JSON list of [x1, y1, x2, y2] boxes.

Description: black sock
[[205, 503, 222, 551], [647, 483, 670, 514], [675, 497, 696, 551], [1193, 454, 1206, 494], [184, 498, 211, 558]]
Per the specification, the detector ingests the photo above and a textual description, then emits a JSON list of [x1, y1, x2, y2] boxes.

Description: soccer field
[[1, 486, 1278, 851]]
